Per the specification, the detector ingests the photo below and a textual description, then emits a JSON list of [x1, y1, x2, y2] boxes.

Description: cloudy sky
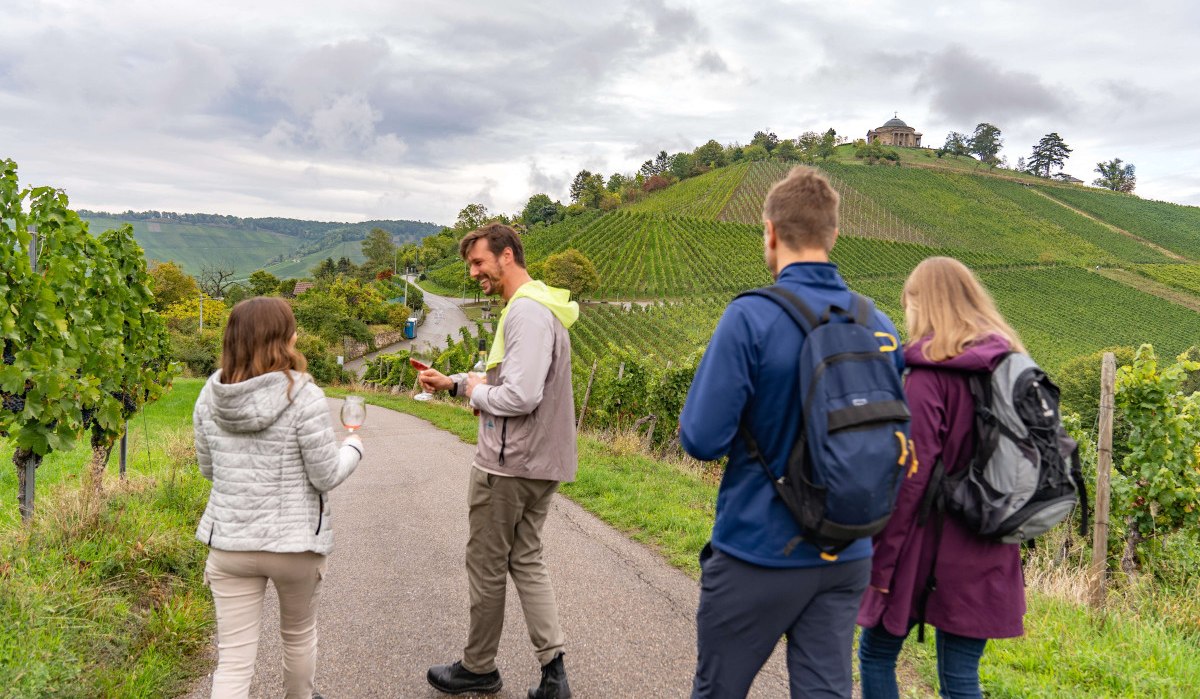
[[2, 1, 1196, 226]]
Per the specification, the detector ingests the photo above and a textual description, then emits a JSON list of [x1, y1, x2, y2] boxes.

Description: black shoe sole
[[427, 677, 503, 695]]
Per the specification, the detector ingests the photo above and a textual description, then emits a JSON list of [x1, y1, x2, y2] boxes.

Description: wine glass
[[341, 395, 366, 432], [410, 348, 434, 402]]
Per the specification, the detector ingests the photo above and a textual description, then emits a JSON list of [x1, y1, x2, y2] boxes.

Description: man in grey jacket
[[418, 222, 578, 699]]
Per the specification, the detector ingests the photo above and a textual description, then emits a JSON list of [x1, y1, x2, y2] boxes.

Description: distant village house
[[867, 114, 922, 147]]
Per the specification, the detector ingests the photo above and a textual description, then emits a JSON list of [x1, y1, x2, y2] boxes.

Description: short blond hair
[[762, 166, 839, 252], [903, 257, 1026, 361]]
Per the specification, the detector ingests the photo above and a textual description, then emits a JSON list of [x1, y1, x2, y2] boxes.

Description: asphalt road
[[346, 279, 472, 378], [179, 399, 793, 698]]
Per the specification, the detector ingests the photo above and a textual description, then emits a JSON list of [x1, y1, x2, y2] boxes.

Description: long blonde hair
[[903, 257, 1026, 361], [221, 297, 308, 399]]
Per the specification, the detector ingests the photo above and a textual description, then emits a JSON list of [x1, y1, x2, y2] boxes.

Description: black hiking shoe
[[528, 652, 571, 699], [427, 660, 503, 695]]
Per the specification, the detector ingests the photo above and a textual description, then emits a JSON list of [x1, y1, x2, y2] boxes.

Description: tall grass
[[0, 379, 212, 697]]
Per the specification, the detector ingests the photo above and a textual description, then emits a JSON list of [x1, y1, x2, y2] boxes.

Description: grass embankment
[[344, 389, 1200, 697], [1, 379, 211, 697]]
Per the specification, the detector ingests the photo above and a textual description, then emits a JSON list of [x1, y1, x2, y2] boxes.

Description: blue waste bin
[[404, 317, 417, 340]]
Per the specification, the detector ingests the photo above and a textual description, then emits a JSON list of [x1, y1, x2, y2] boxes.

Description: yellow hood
[[487, 281, 578, 369]]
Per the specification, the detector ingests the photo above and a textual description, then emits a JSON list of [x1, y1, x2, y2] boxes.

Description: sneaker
[[527, 652, 571, 699], [427, 660, 503, 695]]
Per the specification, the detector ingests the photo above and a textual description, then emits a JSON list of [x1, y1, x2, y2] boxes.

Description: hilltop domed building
[[867, 114, 922, 147]]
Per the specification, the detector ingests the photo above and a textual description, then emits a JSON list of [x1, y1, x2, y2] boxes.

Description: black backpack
[[914, 352, 1089, 640], [737, 286, 914, 561]]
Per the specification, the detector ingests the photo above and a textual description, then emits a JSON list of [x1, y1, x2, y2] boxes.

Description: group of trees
[[938, 124, 1136, 193], [553, 128, 847, 219], [937, 123, 1004, 165]]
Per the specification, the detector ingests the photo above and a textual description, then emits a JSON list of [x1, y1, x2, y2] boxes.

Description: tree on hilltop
[[693, 139, 726, 168], [1026, 132, 1072, 178], [1093, 158, 1136, 193], [521, 193, 563, 227], [570, 170, 606, 208], [938, 131, 971, 158], [969, 123, 1003, 166], [752, 130, 780, 153]]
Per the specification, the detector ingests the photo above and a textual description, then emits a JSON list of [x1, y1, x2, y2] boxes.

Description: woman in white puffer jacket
[[194, 296, 363, 699]]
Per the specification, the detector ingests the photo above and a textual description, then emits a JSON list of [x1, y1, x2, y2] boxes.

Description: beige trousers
[[204, 548, 327, 699], [463, 467, 565, 673]]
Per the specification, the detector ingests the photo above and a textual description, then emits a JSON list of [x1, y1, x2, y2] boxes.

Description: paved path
[[346, 279, 472, 378], [181, 399, 792, 698]]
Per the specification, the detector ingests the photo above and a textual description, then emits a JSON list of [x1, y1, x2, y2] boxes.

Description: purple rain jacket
[[857, 334, 1026, 639]]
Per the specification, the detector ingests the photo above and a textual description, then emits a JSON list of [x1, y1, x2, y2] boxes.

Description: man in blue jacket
[[680, 166, 904, 698]]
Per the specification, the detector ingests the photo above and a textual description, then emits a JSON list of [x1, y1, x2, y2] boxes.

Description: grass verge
[[1, 379, 211, 698]]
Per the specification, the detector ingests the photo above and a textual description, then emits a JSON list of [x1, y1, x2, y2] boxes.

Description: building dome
[[882, 116, 908, 128]]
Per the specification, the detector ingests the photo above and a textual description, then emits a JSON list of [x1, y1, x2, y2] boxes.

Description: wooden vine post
[[577, 360, 598, 431], [1089, 352, 1116, 607]]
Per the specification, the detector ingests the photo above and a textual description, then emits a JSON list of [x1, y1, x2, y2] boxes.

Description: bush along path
[[181, 397, 791, 698]]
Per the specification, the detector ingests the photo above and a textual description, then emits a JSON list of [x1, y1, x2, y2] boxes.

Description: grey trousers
[[463, 467, 565, 673], [691, 545, 871, 699]]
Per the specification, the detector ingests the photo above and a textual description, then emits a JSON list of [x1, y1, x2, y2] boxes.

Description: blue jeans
[[858, 623, 987, 699]]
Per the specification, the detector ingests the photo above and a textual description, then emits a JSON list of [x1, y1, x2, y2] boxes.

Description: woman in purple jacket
[[857, 257, 1027, 699]]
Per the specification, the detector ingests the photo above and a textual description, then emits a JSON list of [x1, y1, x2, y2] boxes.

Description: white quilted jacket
[[193, 370, 361, 555]]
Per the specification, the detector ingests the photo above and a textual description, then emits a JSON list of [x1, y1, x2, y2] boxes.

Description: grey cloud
[[527, 160, 569, 199], [916, 45, 1069, 126], [696, 50, 729, 74]]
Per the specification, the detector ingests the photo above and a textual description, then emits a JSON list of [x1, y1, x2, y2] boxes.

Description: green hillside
[[81, 217, 297, 276], [1034, 185, 1200, 260], [81, 212, 440, 278]]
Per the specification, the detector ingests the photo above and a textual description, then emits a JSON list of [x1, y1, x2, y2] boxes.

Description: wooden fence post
[[1090, 352, 1116, 607], [577, 360, 598, 431], [20, 227, 39, 522]]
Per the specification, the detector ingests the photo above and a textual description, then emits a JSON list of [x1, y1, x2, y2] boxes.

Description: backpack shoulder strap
[[736, 286, 818, 335], [850, 292, 875, 326]]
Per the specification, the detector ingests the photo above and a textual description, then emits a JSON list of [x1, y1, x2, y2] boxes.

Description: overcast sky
[[2, 1, 1196, 226]]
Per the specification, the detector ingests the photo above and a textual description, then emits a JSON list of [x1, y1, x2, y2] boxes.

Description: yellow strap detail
[[874, 331, 898, 352], [820, 552, 839, 562], [895, 432, 908, 465], [907, 439, 919, 478]]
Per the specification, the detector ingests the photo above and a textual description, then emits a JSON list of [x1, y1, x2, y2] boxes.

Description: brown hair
[[762, 165, 840, 252], [458, 222, 526, 267], [221, 296, 308, 399], [903, 257, 1026, 361]]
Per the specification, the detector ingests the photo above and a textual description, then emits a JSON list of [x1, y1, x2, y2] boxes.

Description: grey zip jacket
[[194, 370, 361, 555], [461, 298, 578, 482]]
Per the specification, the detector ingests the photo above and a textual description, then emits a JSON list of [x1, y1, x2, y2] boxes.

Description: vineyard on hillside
[[816, 163, 1125, 263], [1035, 185, 1200, 260], [718, 162, 936, 245], [623, 163, 749, 218], [851, 266, 1200, 373]]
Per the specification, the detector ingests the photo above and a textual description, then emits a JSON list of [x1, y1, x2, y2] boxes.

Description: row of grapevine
[[623, 163, 749, 218], [1131, 264, 1200, 296], [1, 159, 177, 519], [718, 162, 936, 246]]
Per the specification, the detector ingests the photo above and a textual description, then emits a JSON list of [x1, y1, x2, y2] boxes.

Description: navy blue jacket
[[680, 263, 905, 567]]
